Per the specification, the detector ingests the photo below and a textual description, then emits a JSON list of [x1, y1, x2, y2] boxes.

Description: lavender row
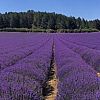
[[0, 38, 53, 100], [58, 37, 100, 73], [59, 33, 100, 50], [55, 39, 100, 100], [0, 36, 51, 71], [0, 34, 48, 54]]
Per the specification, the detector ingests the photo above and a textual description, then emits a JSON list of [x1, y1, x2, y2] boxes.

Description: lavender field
[[0, 32, 100, 100]]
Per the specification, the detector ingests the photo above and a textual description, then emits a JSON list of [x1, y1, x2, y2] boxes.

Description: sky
[[0, 0, 100, 20]]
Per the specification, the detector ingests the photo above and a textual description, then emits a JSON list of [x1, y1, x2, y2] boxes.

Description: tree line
[[0, 10, 100, 32]]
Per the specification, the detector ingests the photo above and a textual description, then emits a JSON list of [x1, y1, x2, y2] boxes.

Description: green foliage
[[0, 28, 31, 32], [46, 29, 56, 33], [32, 28, 46, 32], [0, 10, 100, 32]]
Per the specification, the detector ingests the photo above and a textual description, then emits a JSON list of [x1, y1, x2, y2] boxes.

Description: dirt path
[[45, 63, 58, 100], [97, 73, 100, 77], [45, 41, 58, 100]]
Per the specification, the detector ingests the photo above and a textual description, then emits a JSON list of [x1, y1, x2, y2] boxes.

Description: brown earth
[[45, 64, 58, 100]]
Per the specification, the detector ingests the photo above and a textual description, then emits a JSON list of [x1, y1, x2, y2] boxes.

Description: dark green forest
[[0, 10, 100, 32]]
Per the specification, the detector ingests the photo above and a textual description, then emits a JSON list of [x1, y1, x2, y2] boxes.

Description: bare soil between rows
[[45, 63, 58, 100]]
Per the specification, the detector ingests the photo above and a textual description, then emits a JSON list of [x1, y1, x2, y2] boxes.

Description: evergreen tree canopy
[[0, 10, 100, 31]]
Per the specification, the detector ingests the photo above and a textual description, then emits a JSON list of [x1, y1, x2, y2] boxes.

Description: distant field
[[0, 32, 100, 100]]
